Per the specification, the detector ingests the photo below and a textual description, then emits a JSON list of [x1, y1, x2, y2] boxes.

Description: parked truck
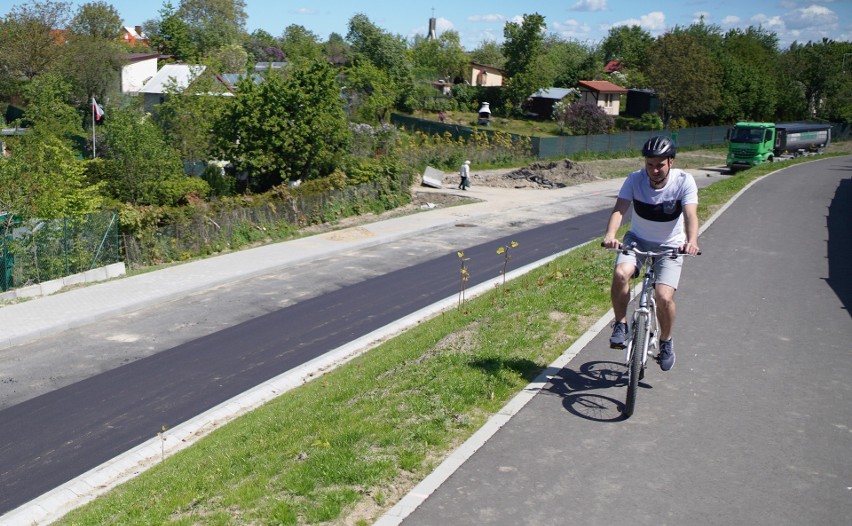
[[725, 121, 831, 172]]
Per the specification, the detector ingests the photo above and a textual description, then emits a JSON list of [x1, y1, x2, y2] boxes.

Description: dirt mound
[[448, 159, 599, 189], [505, 159, 599, 188]]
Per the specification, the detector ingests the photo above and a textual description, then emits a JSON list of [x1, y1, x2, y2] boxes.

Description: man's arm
[[603, 197, 631, 248], [681, 203, 700, 255]]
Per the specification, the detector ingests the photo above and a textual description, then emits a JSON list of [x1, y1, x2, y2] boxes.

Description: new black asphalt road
[[0, 210, 616, 515], [389, 157, 852, 525]]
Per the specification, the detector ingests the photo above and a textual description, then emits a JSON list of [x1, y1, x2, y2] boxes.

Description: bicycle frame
[[604, 242, 684, 417], [624, 258, 659, 372]]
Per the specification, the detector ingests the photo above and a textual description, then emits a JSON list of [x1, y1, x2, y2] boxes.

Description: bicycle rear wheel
[[624, 314, 647, 417]]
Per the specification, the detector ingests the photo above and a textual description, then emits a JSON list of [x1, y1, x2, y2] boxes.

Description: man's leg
[[609, 262, 634, 348], [611, 262, 635, 323], [654, 283, 676, 340]]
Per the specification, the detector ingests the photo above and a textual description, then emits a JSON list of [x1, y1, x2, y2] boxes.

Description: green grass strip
[[57, 150, 849, 526]]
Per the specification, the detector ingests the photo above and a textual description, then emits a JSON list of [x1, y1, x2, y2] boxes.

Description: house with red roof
[[577, 80, 628, 116]]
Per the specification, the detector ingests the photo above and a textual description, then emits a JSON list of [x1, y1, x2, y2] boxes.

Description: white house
[[138, 64, 207, 113], [470, 62, 505, 87], [121, 53, 159, 95]]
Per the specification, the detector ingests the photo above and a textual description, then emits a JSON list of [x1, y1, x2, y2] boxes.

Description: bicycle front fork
[[626, 307, 657, 369]]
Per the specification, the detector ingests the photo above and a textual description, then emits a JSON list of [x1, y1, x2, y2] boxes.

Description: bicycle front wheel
[[624, 314, 648, 418]]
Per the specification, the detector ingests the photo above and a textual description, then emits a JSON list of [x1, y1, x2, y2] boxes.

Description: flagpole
[[91, 97, 96, 158]]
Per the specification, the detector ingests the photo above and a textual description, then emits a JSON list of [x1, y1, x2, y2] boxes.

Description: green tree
[[20, 72, 84, 143], [147, 1, 196, 61], [0, 0, 71, 81], [541, 35, 598, 88], [324, 32, 352, 66], [780, 38, 852, 121], [502, 13, 548, 114], [647, 31, 722, 124], [64, 1, 125, 107], [243, 28, 283, 63], [346, 61, 399, 124], [178, 0, 247, 57], [601, 25, 653, 67], [156, 74, 227, 163], [346, 13, 411, 88], [279, 24, 324, 63], [215, 60, 349, 192], [410, 30, 467, 81], [100, 105, 208, 205], [469, 40, 504, 70], [502, 13, 546, 78], [717, 26, 780, 122], [67, 1, 121, 39], [0, 128, 102, 222], [205, 43, 248, 72]]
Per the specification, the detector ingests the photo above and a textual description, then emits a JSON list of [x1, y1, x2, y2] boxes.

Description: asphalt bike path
[[382, 156, 852, 525]]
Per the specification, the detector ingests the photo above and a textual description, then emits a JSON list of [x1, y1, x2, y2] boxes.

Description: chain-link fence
[[0, 210, 121, 291], [121, 177, 411, 268]]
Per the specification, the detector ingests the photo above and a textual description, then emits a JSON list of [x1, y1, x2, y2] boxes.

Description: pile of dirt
[[505, 159, 599, 188], [447, 159, 601, 189]]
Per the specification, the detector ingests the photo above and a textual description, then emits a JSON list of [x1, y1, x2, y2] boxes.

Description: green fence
[[389, 115, 852, 158], [0, 210, 121, 291], [390, 114, 734, 159]]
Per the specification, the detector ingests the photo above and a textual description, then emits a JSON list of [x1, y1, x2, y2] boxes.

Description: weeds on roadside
[[496, 241, 519, 291], [457, 251, 470, 310]]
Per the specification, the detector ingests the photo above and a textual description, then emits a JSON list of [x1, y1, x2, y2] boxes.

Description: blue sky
[[7, 0, 851, 49]]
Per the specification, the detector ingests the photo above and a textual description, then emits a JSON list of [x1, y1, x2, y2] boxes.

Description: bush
[[614, 112, 664, 131], [554, 101, 614, 135]]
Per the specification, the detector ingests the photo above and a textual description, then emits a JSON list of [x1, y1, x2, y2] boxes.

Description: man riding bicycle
[[602, 135, 700, 371]]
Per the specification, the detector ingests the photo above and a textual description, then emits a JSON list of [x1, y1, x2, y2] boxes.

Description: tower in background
[[427, 8, 437, 40]]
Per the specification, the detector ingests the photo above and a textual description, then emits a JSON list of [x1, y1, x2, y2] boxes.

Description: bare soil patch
[[445, 159, 602, 190]]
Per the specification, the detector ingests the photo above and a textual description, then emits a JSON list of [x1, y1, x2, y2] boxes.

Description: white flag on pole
[[92, 97, 104, 121]]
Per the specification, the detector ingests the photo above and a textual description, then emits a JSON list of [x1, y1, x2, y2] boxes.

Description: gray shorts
[[615, 232, 684, 289]]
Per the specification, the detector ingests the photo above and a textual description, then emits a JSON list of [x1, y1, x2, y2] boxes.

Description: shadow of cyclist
[[546, 360, 653, 422]]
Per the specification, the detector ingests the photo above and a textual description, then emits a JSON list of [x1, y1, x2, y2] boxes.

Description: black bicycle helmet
[[642, 135, 676, 158]]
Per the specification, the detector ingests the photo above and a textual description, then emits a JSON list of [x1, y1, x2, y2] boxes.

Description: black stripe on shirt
[[633, 199, 683, 222]]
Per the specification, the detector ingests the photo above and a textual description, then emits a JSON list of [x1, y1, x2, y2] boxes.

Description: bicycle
[[602, 242, 698, 418]]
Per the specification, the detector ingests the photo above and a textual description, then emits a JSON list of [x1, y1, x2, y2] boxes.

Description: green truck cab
[[726, 121, 831, 172]]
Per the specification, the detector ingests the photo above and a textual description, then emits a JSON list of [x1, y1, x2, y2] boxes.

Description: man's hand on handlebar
[[679, 242, 700, 256], [602, 236, 621, 249]]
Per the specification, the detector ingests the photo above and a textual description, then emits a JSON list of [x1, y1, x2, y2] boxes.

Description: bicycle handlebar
[[600, 242, 701, 257]]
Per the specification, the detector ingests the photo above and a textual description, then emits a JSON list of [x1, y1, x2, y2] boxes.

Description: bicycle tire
[[624, 314, 647, 417]]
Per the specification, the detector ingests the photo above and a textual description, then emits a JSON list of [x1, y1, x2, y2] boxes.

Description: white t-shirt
[[618, 167, 698, 245]]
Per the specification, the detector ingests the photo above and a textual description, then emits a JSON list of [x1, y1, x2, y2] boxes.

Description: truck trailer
[[726, 122, 831, 171]]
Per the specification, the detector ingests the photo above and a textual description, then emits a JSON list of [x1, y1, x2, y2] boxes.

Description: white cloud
[[435, 17, 455, 33], [783, 5, 839, 31], [722, 16, 741, 26], [293, 8, 315, 15], [751, 13, 786, 31], [610, 11, 667, 34], [570, 0, 607, 12], [552, 19, 593, 39], [468, 14, 506, 23]]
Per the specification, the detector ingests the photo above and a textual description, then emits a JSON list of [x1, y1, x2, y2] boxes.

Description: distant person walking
[[459, 160, 471, 190]]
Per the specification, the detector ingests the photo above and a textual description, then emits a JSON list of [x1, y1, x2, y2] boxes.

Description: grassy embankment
[[58, 143, 851, 526]]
